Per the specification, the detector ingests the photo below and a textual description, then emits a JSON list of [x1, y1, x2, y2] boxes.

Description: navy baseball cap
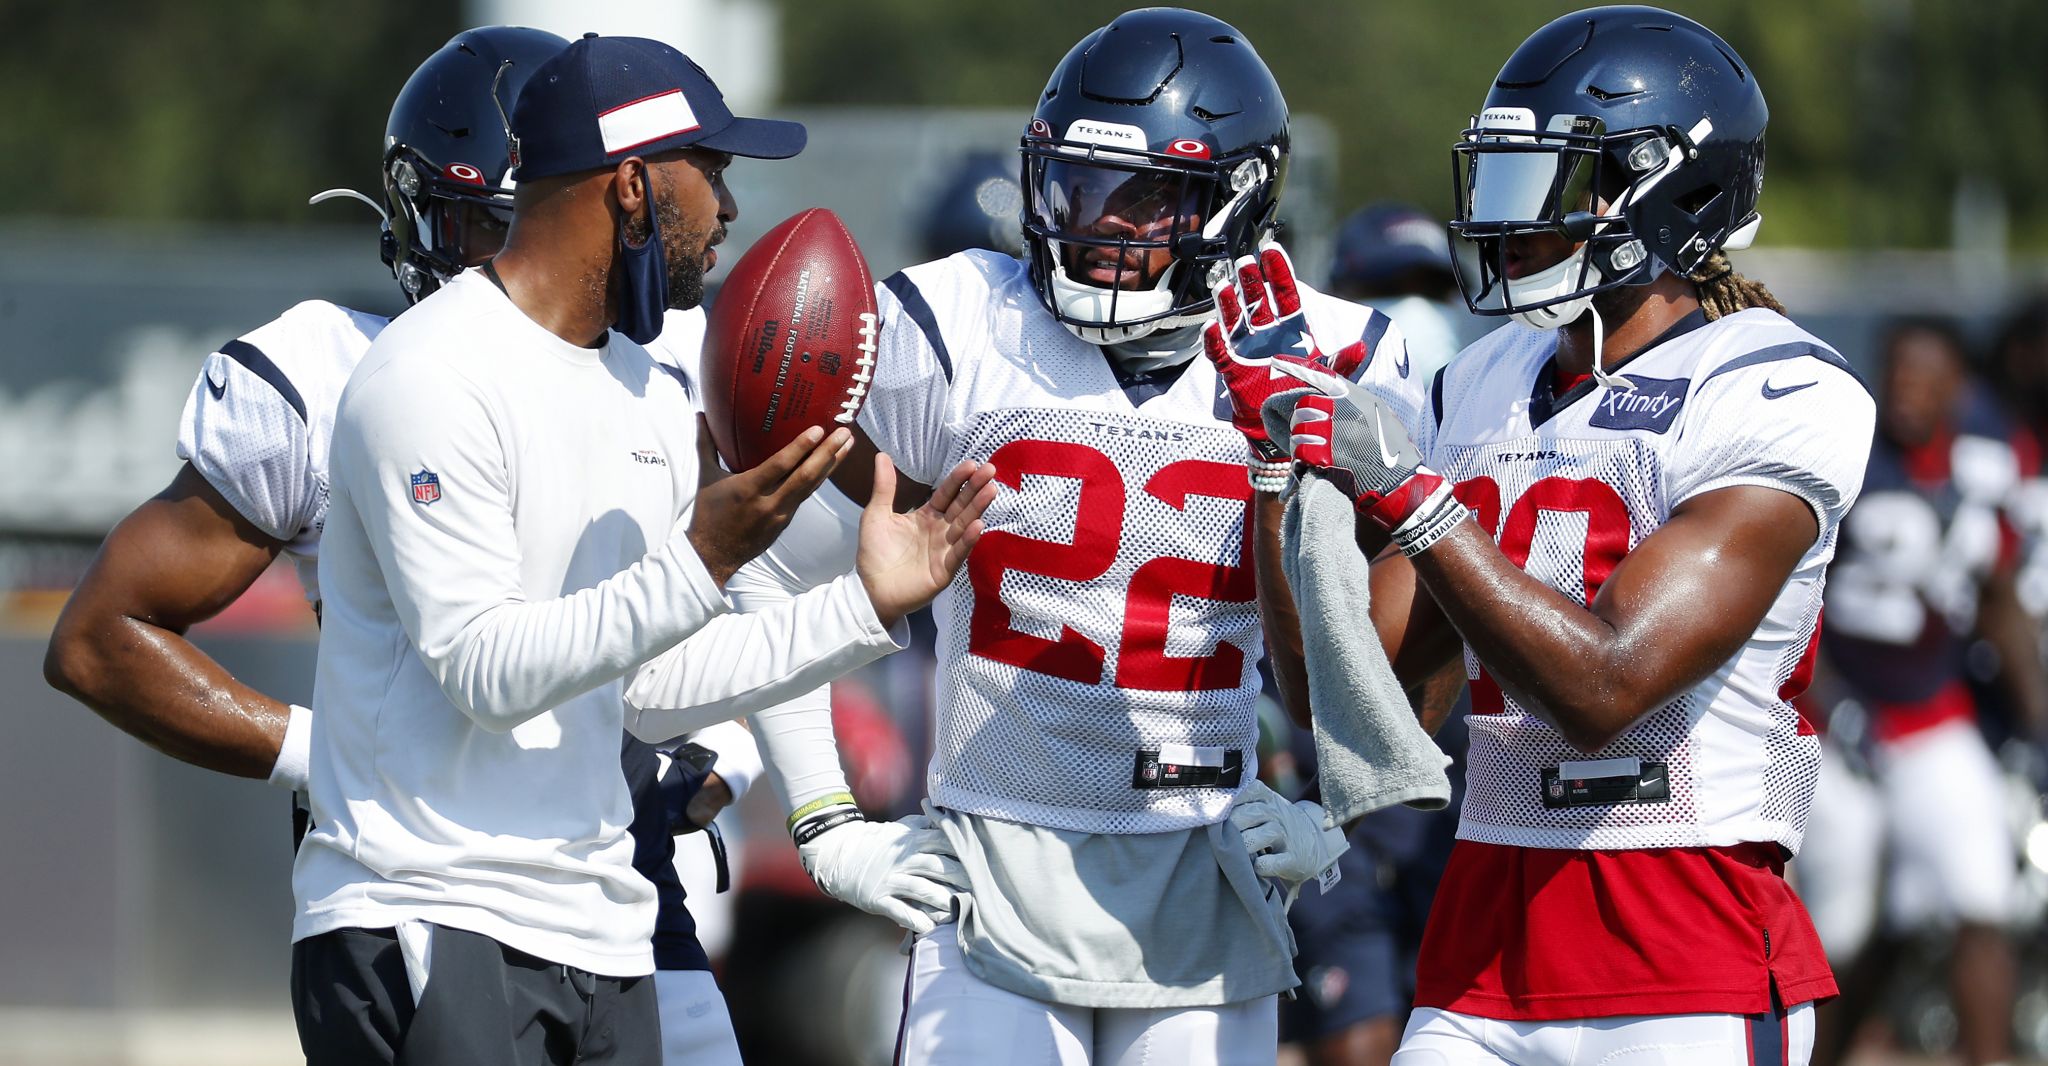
[[1330, 202, 1455, 289], [510, 34, 805, 180]]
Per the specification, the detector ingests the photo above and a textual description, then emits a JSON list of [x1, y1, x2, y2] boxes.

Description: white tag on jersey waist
[[1556, 756, 1641, 781], [1158, 743, 1228, 767]]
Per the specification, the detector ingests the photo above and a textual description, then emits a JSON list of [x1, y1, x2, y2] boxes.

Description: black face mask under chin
[[614, 186, 669, 345]]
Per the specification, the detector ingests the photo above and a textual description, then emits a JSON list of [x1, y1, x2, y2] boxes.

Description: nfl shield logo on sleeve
[[410, 469, 442, 506]]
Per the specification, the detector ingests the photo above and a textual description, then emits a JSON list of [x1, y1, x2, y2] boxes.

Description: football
[[700, 208, 879, 471]]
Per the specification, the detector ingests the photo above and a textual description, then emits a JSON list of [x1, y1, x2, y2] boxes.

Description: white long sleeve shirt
[[292, 271, 900, 976]]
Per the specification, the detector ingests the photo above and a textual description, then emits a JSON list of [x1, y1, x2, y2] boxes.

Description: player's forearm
[[1252, 493, 1313, 729], [1414, 659, 1469, 735], [1407, 522, 1657, 752], [44, 614, 289, 778], [1980, 574, 2048, 735], [747, 687, 852, 816], [622, 572, 905, 742]]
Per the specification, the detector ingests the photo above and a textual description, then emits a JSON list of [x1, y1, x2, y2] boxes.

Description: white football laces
[[837, 310, 880, 425]]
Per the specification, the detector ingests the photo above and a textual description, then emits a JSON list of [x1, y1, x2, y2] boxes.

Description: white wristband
[[1390, 480, 1466, 557], [267, 704, 313, 792], [691, 718, 764, 802]]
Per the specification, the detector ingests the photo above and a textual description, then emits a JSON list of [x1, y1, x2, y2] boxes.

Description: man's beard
[[620, 177, 717, 312]]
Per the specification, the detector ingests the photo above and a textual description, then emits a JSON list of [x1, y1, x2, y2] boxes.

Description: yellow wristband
[[786, 791, 858, 832]]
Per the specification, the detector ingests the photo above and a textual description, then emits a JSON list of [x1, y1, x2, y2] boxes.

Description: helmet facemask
[[1022, 132, 1279, 346], [1450, 109, 1720, 330], [383, 147, 516, 303]]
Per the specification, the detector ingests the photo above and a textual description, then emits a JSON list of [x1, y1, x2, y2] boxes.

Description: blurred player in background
[[917, 150, 1025, 264], [1325, 202, 1478, 387], [1800, 319, 2042, 1066], [41, 28, 763, 1065], [1992, 299, 2048, 625], [1247, 7, 1870, 1063], [1275, 712, 1468, 1066], [775, 9, 1422, 1063]]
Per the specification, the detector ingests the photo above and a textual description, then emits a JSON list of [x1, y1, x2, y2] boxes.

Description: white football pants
[[1394, 1004, 1815, 1066], [1796, 717, 2016, 964], [654, 969, 743, 1066], [896, 923, 1277, 1065]]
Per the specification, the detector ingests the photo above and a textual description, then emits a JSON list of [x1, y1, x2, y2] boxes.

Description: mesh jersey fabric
[[174, 299, 708, 609], [1424, 308, 1873, 853], [859, 250, 1424, 834], [176, 300, 388, 604]]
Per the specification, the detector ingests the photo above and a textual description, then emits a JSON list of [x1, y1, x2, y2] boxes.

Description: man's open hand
[[855, 455, 996, 627]]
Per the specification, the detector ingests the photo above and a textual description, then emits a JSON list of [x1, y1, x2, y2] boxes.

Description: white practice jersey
[[860, 250, 1423, 835], [176, 300, 388, 605], [1424, 308, 1874, 854], [173, 301, 705, 609]]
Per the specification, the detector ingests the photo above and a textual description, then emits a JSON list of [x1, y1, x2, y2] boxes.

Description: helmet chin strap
[[1584, 302, 1633, 392], [1502, 247, 1634, 392], [308, 188, 390, 224]]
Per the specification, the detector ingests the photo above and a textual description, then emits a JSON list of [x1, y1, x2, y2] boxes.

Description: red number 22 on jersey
[[966, 440, 1254, 691]]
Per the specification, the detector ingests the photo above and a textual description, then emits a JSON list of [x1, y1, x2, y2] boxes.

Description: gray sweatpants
[[291, 924, 658, 1065]]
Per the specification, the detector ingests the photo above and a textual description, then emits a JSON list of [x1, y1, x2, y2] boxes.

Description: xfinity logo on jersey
[[1587, 376, 1689, 434]]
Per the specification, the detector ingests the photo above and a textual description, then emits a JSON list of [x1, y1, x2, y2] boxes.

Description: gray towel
[[1280, 472, 1452, 825]]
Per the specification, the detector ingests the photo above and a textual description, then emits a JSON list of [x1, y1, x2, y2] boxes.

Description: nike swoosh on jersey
[[1760, 379, 1816, 400], [1394, 347, 1410, 378], [207, 375, 226, 400]]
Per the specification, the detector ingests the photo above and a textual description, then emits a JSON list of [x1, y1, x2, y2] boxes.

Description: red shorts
[[1413, 839, 1837, 1021]]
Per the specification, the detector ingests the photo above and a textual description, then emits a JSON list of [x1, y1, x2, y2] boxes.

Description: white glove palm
[[1228, 780, 1349, 892], [798, 814, 965, 935]]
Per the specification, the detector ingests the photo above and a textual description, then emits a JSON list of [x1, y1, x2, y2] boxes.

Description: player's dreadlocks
[[1686, 250, 1784, 322]]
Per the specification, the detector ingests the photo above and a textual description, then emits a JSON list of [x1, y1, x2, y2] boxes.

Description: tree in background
[[1, 1, 2043, 251], [0, 3, 458, 223], [781, 0, 2048, 251]]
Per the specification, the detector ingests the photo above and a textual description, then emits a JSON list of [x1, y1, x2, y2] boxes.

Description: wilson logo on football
[[1166, 138, 1211, 159], [443, 163, 486, 185]]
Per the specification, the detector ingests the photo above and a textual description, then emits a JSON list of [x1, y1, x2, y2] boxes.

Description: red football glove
[[1203, 244, 1367, 474]]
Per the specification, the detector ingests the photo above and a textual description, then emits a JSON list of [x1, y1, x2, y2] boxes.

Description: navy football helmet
[[1448, 6, 1767, 328], [919, 151, 1024, 262], [326, 26, 566, 303], [1021, 8, 1289, 345]]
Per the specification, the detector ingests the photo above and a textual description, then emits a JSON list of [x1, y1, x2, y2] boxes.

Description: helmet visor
[[1454, 131, 1602, 230], [1026, 156, 1215, 291], [1448, 118, 1653, 317], [1032, 159, 1205, 240]]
